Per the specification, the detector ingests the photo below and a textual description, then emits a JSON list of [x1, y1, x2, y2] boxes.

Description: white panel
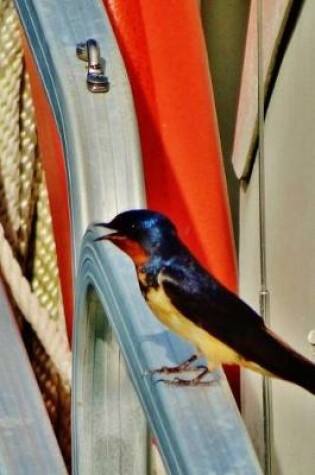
[[232, 0, 293, 178], [240, 2, 315, 472]]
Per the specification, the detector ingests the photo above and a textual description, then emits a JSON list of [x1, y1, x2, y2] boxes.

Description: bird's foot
[[159, 366, 215, 387], [147, 354, 200, 375]]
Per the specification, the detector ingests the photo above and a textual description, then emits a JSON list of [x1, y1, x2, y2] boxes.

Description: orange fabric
[[23, 36, 73, 342], [103, 0, 237, 290], [103, 0, 239, 400]]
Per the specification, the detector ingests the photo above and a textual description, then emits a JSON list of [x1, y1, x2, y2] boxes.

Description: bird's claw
[[146, 354, 201, 375], [149, 365, 216, 387], [147, 365, 202, 375], [155, 376, 216, 387]]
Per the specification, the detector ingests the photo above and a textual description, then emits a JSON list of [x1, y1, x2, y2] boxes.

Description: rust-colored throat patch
[[104, 233, 149, 266]]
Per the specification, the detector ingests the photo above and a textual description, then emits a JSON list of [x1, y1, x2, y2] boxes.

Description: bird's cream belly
[[145, 286, 243, 369]]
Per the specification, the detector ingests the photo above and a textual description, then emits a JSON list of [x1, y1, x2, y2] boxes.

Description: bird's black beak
[[93, 222, 149, 265], [93, 222, 119, 242], [93, 222, 132, 255]]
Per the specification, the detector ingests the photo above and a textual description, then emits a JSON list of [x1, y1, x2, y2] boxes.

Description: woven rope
[[32, 164, 67, 332], [0, 0, 71, 389], [0, 1, 72, 470], [0, 221, 71, 386], [18, 70, 38, 258], [0, 0, 22, 242]]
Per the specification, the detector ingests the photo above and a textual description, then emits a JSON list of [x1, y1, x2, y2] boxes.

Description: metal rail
[[15, 0, 262, 472], [74, 227, 262, 474], [0, 280, 67, 474], [256, 1, 273, 473]]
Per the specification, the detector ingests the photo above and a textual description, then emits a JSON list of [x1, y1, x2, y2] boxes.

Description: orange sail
[[23, 37, 73, 341], [103, 0, 239, 397], [103, 0, 237, 291]]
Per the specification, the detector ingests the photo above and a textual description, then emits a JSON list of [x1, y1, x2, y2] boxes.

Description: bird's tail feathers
[[244, 327, 315, 395], [240, 359, 274, 378]]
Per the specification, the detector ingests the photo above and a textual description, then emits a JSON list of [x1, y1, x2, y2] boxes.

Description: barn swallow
[[95, 209, 315, 394]]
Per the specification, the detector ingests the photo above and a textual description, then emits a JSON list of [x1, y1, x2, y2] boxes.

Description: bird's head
[[94, 209, 178, 265]]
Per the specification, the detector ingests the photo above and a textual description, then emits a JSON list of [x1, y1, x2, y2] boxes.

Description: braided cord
[[0, 0, 71, 389]]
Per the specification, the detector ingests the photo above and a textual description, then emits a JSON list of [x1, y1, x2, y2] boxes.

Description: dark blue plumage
[[96, 209, 315, 395]]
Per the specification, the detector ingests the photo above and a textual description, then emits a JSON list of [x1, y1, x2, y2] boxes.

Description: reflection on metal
[[0, 280, 67, 474], [76, 39, 110, 93], [74, 227, 263, 474], [16, 0, 262, 472], [15, 0, 147, 470], [257, 1, 273, 474]]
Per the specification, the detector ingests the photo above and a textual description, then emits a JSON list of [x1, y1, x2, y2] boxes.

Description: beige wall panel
[[240, 2, 315, 473]]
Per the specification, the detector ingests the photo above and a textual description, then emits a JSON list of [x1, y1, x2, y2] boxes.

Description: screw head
[[87, 74, 110, 93]]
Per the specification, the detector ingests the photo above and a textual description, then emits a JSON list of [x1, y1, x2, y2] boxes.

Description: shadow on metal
[[15, 0, 262, 472], [73, 227, 262, 474], [0, 281, 67, 474]]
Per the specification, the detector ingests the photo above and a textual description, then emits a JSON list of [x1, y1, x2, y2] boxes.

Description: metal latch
[[76, 39, 110, 93]]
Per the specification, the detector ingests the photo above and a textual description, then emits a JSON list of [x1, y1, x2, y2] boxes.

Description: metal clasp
[[76, 39, 110, 93]]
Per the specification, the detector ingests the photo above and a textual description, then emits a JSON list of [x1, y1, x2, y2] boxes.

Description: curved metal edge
[[14, 0, 149, 472], [231, 0, 295, 179], [14, 0, 146, 267], [15, 1, 262, 472], [0, 280, 67, 475], [73, 226, 263, 475], [72, 285, 149, 475]]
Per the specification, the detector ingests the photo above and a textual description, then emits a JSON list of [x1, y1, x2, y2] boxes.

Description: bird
[[95, 209, 315, 394]]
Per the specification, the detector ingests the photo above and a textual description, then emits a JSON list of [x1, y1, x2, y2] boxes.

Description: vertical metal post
[[257, 1, 273, 474]]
